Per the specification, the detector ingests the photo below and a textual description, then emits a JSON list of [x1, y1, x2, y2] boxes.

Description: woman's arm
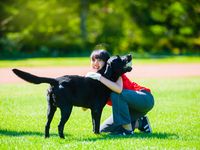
[[99, 76, 123, 94]]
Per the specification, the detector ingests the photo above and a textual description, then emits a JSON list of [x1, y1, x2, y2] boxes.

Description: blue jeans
[[100, 89, 154, 130]]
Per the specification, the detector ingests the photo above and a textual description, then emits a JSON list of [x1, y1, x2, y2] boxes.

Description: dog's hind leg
[[45, 94, 57, 138], [58, 104, 73, 139]]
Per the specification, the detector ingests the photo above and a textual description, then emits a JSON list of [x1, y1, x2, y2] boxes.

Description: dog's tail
[[12, 68, 58, 86]]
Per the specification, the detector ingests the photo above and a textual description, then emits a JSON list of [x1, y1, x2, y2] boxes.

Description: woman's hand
[[85, 72, 101, 81]]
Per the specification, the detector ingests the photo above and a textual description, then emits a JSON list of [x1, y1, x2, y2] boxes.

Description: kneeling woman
[[86, 49, 154, 135]]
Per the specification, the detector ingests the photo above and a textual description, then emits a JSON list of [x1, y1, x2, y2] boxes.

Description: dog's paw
[[45, 135, 50, 139], [59, 135, 65, 139], [94, 131, 100, 134]]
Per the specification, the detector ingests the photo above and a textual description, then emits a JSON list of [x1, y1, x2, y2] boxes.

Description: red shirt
[[106, 74, 151, 106]]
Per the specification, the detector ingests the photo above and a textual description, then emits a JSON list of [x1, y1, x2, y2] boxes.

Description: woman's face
[[91, 58, 105, 71]]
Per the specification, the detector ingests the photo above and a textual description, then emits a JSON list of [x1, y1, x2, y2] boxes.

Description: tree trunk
[[80, 0, 88, 43]]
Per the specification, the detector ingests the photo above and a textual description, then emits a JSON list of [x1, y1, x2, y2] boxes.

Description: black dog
[[12, 54, 132, 138]]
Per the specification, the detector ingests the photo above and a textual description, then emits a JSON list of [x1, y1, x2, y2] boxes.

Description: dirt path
[[1, 63, 200, 83]]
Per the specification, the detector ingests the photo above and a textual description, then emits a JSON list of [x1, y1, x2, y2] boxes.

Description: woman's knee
[[146, 94, 155, 111]]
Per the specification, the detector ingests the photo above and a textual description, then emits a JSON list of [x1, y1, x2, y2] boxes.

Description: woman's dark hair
[[90, 49, 110, 62]]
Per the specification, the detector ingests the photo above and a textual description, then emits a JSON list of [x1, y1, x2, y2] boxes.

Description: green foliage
[[0, 0, 200, 58], [0, 77, 200, 149]]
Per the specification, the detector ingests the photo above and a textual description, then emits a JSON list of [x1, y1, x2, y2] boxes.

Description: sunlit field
[[0, 77, 199, 149]]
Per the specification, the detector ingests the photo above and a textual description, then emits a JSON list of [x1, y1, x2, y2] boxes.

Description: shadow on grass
[[79, 132, 179, 142], [0, 129, 178, 141], [0, 129, 60, 137]]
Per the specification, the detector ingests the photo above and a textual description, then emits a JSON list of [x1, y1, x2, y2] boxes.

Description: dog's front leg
[[91, 108, 103, 134]]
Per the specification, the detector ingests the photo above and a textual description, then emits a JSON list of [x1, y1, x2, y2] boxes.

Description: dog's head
[[100, 54, 132, 81]]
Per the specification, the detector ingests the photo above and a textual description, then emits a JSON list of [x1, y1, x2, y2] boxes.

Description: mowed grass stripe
[[0, 56, 199, 68]]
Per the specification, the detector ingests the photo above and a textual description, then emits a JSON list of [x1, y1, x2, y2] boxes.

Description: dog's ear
[[103, 64, 112, 79]]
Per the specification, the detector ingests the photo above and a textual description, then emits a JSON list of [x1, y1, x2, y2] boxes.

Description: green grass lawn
[[0, 56, 199, 68], [0, 77, 199, 149]]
